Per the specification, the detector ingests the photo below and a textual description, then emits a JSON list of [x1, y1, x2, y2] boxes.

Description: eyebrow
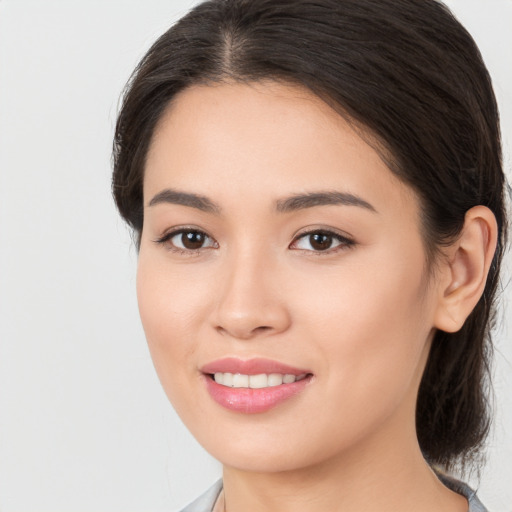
[[275, 191, 377, 213], [148, 189, 220, 213], [147, 188, 377, 214]]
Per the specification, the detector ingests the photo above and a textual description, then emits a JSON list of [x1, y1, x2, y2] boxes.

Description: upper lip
[[201, 357, 310, 376]]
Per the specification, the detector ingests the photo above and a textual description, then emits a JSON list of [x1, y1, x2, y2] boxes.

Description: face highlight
[[137, 82, 444, 473]]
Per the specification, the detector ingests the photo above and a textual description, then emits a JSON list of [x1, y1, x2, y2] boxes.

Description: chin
[[187, 421, 349, 475], [212, 447, 314, 474]]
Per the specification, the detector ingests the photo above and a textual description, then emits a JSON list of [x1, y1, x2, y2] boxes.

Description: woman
[[112, 0, 508, 510]]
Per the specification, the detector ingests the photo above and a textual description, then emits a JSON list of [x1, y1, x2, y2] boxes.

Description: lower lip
[[203, 374, 312, 414]]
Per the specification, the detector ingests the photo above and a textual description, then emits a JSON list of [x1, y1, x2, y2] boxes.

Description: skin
[[137, 81, 477, 511]]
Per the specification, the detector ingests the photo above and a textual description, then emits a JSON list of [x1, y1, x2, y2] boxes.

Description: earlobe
[[433, 206, 498, 333]]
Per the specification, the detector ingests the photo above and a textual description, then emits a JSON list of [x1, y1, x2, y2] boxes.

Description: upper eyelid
[[292, 227, 354, 241], [155, 225, 211, 240], [289, 228, 356, 251]]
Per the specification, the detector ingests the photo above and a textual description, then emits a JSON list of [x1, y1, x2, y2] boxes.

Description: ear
[[433, 206, 498, 333]]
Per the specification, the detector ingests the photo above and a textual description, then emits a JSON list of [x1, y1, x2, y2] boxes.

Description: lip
[[201, 358, 313, 414], [201, 357, 309, 376]]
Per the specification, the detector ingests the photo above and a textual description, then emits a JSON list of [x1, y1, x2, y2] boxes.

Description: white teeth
[[232, 373, 249, 387], [249, 374, 268, 389], [223, 372, 233, 387], [213, 372, 305, 388], [268, 373, 283, 386], [283, 374, 296, 384]]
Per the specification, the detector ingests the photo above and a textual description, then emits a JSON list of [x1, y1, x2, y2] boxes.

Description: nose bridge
[[213, 243, 290, 339]]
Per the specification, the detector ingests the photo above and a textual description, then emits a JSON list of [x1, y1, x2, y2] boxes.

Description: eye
[[155, 228, 217, 252], [290, 230, 354, 252]]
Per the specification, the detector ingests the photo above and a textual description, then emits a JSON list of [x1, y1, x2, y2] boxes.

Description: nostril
[[212, 296, 291, 339], [214, 324, 274, 339], [254, 326, 272, 332]]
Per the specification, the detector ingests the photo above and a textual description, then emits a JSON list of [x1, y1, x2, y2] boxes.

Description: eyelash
[[154, 228, 217, 256], [290, 229, 355, 254], [154, 227, 355, 255]]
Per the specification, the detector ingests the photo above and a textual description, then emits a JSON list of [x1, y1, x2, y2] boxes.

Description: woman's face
[[138, 82, 445, 472]]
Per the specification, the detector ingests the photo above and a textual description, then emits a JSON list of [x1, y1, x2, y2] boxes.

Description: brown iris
[[181, 231, 206, 249], [309, 233, 334, 251]]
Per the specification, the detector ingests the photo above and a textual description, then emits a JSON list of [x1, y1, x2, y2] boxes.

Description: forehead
[[144, 81, 417, 216]]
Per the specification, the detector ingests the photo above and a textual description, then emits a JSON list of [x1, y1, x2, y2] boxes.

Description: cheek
[[135, 253, 212, 395], [294, 245, 434, 404], [137, 248, 214, 330]]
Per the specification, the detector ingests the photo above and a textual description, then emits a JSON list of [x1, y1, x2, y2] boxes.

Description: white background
[[0, 1, 510, 511]]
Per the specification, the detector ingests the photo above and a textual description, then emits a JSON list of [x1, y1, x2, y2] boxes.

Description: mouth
[[201, 358, 313, 414]]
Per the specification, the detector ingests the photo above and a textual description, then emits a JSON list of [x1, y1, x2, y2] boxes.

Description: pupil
[[310, 233, 332, 250], [182, 231, 204, 249]]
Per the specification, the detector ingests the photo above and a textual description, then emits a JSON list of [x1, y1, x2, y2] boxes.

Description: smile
[[201, 358, 313, 413], [212, 372, 308, 388]]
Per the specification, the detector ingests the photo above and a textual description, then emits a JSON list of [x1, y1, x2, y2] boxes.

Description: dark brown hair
[[112, 0, 508, 470]]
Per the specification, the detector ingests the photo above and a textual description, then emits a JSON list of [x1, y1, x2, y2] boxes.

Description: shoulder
[[179, 480, 223, 512], [436, 472, 488, 512]]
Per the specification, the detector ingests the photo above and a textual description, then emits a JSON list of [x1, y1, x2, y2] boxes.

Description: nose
[[211, 251, 291, 340]]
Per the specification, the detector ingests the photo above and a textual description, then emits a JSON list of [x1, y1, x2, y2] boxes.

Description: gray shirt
[[180, 476, 488, 512]]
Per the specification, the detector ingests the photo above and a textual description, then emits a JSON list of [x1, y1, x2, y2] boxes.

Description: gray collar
[[180, 475, 488, 512]]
